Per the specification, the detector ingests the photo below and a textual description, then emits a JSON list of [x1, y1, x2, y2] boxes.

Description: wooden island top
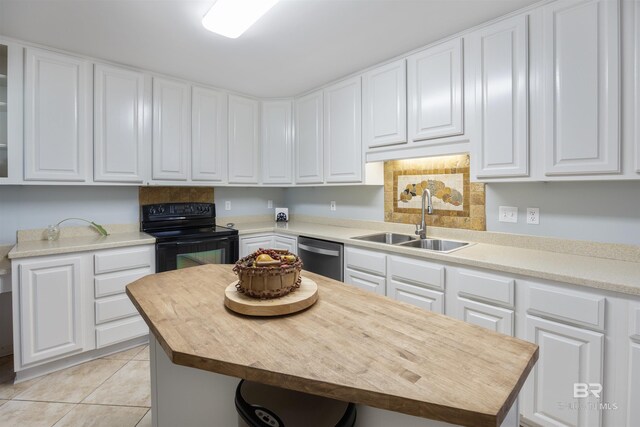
[[126, 264, 538, 427]]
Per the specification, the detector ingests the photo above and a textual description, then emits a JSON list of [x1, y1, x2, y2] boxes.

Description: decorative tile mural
[[139, 187, 214, 205], [384, 154, 486, 231]]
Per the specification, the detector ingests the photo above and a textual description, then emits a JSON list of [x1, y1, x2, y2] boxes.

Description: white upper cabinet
[[542, 0, 620, 176], [93, 64, 145, 183], [191, 86, 227, 182], [152, 77, 190, 181], [323, 76, 362, 183], [294, 90, 324, 184], [362, 59, 407, 149], [228, 94, 259, 184], [407, 38, 464, 142], [470, 15, 529, 178], [261, 100, 292, 184], [24, 48, 91, 181]]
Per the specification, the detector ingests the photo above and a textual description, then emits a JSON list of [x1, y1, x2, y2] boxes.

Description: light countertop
[[0, 245, 12, 275], [234, 221, 640, 297], [127, 264, 538, 427], [8, 232, 156, 260]]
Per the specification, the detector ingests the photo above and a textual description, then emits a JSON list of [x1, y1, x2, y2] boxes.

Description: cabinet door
[[191, 86, 227, 182], [344, 268, 385, 295], [324, 77, 362, 183], [152, 77, 190, 181], [294, 90, 324, 183], [240, 236, 274, 258], [470, 15, 529, 178], [273, 235, 297, 255], [362, 59, 407, 149], [542, 0, 620, 175], [262, 100, 292, 184], [628, 303, 640, 425], [94, 64, 145, 183], [457, 297, 514, 336], [228, 95, 259, 184], [388, 279, 444, 313], [24, 48, 90, 181], [407, 38, 463, 142], [0, 41, 23, 183], [19, 256, 85, 365], [522, 315, 604, 427]]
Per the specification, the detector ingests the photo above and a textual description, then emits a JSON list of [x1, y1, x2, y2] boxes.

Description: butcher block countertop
[[127, 264, 538, 427]]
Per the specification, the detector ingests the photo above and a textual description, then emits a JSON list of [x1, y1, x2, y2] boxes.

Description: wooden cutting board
[[224, 276, 318, 316]]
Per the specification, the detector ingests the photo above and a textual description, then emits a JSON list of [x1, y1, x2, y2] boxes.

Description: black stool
[[235, 380, 357, 427]]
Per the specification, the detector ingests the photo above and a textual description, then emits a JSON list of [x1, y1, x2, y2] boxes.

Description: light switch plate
[[330, 201, 337, 211], [499, 206, 518, 223], [224, 201, 231, 211]]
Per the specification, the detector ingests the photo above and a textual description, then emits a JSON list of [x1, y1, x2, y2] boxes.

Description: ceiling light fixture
[[202, 0, 280, 39]]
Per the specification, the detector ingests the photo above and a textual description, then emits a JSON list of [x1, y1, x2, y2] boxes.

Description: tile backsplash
[[138, 187, 214, 205], [384, 154, 486, 231]]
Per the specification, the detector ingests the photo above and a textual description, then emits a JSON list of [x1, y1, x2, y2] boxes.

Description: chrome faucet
[[415, 188, 433, 239]]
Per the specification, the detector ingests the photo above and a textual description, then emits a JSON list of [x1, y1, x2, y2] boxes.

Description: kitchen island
[[126, 265, 538, 427]]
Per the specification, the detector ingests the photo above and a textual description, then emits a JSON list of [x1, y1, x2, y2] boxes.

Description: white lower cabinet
[[388, 279, 444, 313], [240, 234, 298, 258], [522, 315, 604, 427], [273, 235, 297, 255], [239, 235, 274, 258], [17, 255, 85, 365], [627, 302, 640, 425], [344, 268, 385, 295], [12, 245, 153, 373], [457, 297, 514, 335]]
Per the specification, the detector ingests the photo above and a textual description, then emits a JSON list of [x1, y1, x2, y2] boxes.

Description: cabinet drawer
[[344, 268, 385, 295], [96, 316, 148, 348], [388, 280, 444, 314], [388, 255, 444, 291], [94, 269, 151, 298], [95, 294, 139, 325], [345, 246, 386, 276], [526, 282, 606, 330], [454, 268, 514, 307], [457, 297, 514, 336], [94, 246, 153, 275]]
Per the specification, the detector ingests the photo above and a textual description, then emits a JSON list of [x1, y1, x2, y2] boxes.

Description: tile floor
[[0, 344, 151, 427]]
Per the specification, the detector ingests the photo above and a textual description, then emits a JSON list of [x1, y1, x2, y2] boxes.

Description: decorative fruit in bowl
[[232, 249, 303, 299]]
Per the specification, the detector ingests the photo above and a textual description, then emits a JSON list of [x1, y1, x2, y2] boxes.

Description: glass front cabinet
[[0, 40, 23, 183]]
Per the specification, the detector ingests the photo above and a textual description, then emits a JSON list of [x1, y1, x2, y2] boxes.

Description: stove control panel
[[142, 203, 215, 221]]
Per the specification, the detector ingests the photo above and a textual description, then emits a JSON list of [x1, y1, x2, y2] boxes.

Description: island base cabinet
[[16, 255, 86, 366], [149, 335, 521, 427], [521, 315, 604, 427]]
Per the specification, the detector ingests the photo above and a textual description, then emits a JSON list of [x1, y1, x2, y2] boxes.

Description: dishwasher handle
[[298, 243, 341, 257]]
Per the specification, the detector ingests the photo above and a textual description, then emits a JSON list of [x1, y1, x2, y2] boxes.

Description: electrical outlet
[[224, 201, 231, 211], [527, 207, 540, 225], [330, 201, 337, 211], [498, 206, 518, 223], [267, 200, 273, 209]]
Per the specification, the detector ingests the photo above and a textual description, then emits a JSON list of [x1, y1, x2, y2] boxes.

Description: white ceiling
[[0, 0, 539, 98]]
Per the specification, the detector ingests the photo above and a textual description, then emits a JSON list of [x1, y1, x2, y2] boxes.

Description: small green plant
[[56, 218, 109, 236]]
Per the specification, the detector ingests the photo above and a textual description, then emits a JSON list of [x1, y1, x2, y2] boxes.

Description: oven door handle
[[298, 243, 340, 257], [157, 240, 219, 248]]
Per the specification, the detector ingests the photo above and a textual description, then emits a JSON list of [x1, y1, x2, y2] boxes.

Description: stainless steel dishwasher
[[297, 236, 344, 281]]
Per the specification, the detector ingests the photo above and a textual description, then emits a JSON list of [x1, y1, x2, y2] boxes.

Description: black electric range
[[141, 202, 239, 272]]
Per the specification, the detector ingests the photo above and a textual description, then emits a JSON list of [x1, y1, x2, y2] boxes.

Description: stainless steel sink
[[398, 239, 469, 253], [352, 232, 417, 245]]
